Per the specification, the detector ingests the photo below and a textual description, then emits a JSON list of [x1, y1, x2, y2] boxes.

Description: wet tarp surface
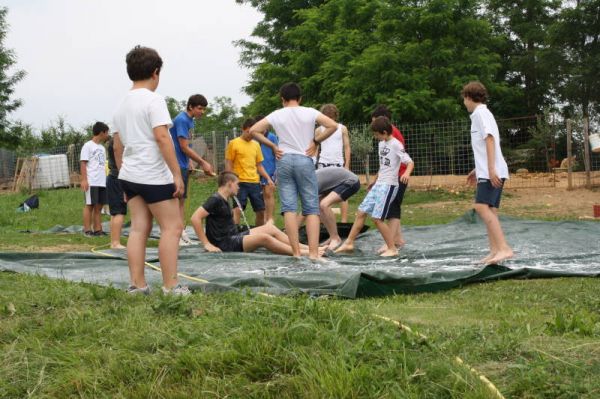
[[2, 212, 599, 298]]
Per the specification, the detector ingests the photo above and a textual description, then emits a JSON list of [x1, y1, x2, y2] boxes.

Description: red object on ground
[[594, 205, 600, 218]]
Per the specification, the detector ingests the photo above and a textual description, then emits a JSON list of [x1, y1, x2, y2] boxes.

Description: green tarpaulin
[[2, 212, 599, 298]]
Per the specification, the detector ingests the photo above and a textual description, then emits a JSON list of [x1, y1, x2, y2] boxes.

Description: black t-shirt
[[202, 193, 238, 245], [107, 137, 119, 178]]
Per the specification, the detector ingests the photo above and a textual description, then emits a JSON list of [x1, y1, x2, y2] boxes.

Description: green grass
[[2, 182, 600, 397]]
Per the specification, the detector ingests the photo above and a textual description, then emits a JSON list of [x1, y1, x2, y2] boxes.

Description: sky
[[3, 0, 263, 130]]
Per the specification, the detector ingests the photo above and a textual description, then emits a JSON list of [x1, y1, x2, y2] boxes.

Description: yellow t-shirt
[[225, 137, 264, 183]]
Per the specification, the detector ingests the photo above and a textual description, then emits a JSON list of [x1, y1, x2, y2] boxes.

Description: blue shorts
[[475, 178, 505, 209], [277, 154, 319, 216], [358, 183, 398, 220], [260, 172, 276, 186], [232, 182, 265, 212]]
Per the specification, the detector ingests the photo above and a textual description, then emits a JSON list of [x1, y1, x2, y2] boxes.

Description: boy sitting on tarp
[[191, 171, 324, 256]]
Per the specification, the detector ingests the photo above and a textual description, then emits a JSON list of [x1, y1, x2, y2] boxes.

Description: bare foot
[[378, 240, 405, 254], [327, 238, 342, 251], [486, 249, 514, 265], [380, 248, 399, 257], [111, 243, 126, 249], [320, 238, 331, 246], [334, 242, 354, 254], [479, 252, 496, 264]]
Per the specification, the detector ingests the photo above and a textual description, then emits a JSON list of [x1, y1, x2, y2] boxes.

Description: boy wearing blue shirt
[[169, 94, 215, 245], [254, 115, 279, 224]]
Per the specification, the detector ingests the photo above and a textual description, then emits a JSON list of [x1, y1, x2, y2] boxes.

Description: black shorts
[[475, 178, 505, 209], [107, 175, 127, 216], [84, 186, 107, 206], [385, 181, 408, 220], [181, 168, 190, 199], [119, 179, 175, 204], [232, 182, 265, 212], [216, 231, 249, 252], [322, 180, 361, 202]]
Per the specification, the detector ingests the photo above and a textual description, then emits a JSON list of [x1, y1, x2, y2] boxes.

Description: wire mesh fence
[[2, 115, 598, 192]]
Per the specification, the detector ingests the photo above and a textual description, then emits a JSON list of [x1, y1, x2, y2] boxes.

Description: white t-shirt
[[266, 106, 321, 156], [80, 140, 106, 187], [377, 137, 412, 186], [317, 124, 345, 165], [111, 88, 173, 185], [470, 104, 509, 179]]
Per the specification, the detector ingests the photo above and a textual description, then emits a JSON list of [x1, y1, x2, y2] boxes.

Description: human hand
[[80, 179, 89, 192], [173, 176, 185, 198], [305, 141, 318, 157], [400, 173, 411, 184], [202, 161, 216, 176], [267, 178, 275, 187], [489, 169, 502, 188], [274, 147, 283, 160], [205, 243, 222, 253], [466, 170, 476, 186]]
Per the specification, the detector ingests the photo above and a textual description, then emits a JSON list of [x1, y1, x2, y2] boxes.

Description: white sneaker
[[179, 231, 193, 246], [161, 285, 191, 296], [126, 285, 150, 295]]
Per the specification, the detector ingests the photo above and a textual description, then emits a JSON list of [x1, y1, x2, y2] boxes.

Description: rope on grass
[[372, 313, 506, 399], [90, 244, 210, 284]]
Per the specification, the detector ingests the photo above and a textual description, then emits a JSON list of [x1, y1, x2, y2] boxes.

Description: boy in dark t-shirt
[[191, 172, 324, 256]]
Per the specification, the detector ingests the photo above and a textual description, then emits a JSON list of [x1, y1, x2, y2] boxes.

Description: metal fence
[[2, 115, 598, 192]]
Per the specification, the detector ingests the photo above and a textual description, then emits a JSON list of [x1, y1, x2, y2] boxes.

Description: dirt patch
[[0, 244, 92, 253]]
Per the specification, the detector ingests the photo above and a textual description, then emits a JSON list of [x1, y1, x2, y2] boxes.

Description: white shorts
[[358, 183, 398, 219]]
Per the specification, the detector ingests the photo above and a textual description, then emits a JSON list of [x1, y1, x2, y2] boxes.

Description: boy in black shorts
[[191, 172, 324, 256], [106, 132, 126, 249]]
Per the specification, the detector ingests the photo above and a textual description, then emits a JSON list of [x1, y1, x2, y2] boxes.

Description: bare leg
[[305, 214, 321, 260], [335, 211, 368, 253], [242, 233, 324, 257], [110, 214, 126, 249], [255, 210, 265, 227], [341, 200, 349, 223], [83, 205, 92, 232], [93, 204, 103, 232], [178, 197, 186, 229], [283, 212, 301, 257], [126, 196, 153, 288], [373, 218, 398, 257], [148, 198, 183, 289], [320, 192, 343, 250], [474, 204, 513, 264], [263, 184, 276, 223], [377, 218, 405, 253]]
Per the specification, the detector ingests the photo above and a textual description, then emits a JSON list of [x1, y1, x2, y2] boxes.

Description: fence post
[[211, 131, 218, 174], [567, 119, 573, 190], [583, 116, 591, 189]]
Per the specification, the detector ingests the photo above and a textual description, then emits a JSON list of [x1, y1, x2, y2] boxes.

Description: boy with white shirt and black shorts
[[462, 81, 513, 265], [336, 116, 414, 257], [249, 83, 338, 260], [112, 45, 188, 296], [80, 122, 109, 237]]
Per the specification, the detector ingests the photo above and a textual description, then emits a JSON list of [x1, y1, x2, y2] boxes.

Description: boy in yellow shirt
[[225, 118, 274, 226]]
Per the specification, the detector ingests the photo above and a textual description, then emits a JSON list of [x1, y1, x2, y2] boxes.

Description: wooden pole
[[583, 116, 591, 189], [566, 119, 573, 191]]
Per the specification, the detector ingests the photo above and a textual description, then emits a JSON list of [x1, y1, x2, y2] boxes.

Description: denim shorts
[[475, 178, 505, 208], [232, 182, 265, 212], [277, 154, 319, 215]]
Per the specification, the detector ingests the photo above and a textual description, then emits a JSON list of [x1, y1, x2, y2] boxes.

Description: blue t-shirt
[[260, 131, 279, 176], [169, 111, 195, 169]]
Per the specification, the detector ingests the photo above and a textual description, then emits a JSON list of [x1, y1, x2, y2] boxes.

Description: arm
[[80, 161, 89, 192], [257, 163, 274, 186], [342, 125, 351, 169], [153, 125, 184, 197], [466, 169, 476, 186], [485, 135, 502, 188], [178, 137, 215, 176], [307, 114, 338, 157], [190, 207, 221, 253], [113, 133, 124, 170], [400, 162, 414, 184], [250, 118, 282, 159]]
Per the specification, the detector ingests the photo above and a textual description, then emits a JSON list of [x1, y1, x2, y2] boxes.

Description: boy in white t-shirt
[[336, 117, 414, 257], [249, 83, 338, 260], [80, 122, 109, 237], [112, 45, 188, 296], [462, 81, 513, 265]]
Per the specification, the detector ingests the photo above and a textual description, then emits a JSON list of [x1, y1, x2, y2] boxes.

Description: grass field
[[1, 178, 600, 398]]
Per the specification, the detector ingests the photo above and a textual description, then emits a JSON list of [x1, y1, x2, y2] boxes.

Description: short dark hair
[[218, 171, 238, 187], [92, 122, 109, 136], [320, 104, 339, 121], [371, 105, 392, 120], [187, 94, 208, 110], [126, 45, 163, 81], [279, 82, 302, 102], [371, 116, 393, 135], [461, 81, 488, 103], [242, 118, 255, 130]]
